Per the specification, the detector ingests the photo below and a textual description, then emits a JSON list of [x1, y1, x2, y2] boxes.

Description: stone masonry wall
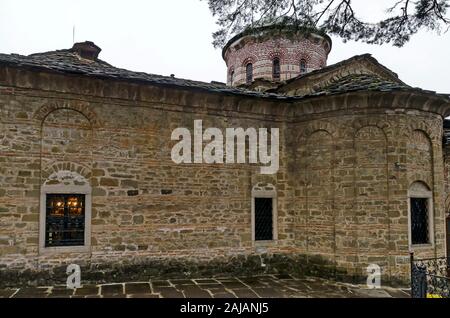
[[0, 65, 447, 286], [288, 111, 446, 281], [443, 134, 450, 214]]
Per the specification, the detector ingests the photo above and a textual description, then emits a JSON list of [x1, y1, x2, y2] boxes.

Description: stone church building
[[1, 25, 450, 286]]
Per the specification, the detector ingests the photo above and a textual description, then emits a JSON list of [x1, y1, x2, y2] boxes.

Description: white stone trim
[[251, 183, 278, 246], [407, 181, 435, 250], [39, 183, 92, 255]]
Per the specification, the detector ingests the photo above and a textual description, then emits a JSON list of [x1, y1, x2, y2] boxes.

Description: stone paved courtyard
[[0, 275, 410, 298]]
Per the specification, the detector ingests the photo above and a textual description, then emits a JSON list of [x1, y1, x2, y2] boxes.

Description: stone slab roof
[[303, 73, 410, 97], [0, 47, 285, 99], [0, 43, 449, 102], [273, 53, 450, 101], [284, 54, 403, 86]]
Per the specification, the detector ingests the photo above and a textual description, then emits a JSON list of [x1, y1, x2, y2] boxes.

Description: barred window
[[410, 198, 430, 245], [447, 217, 450, 258], [246, 63, 253, 84], [272, 58, 280, 81], [45, 194, 85, 247], [254, 197, 273, 241], [408, 181, 433, 247]]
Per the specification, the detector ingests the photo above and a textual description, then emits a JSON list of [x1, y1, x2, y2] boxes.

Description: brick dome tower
[[223, 25, 332, 87]]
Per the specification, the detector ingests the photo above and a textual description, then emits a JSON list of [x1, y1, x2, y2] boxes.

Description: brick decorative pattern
[[223, 31, 330, 86]]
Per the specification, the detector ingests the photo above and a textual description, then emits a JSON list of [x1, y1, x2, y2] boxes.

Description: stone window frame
[[407, 181, 435, 250], [251, 184, 278, 247], [39, 183, 92, 254]]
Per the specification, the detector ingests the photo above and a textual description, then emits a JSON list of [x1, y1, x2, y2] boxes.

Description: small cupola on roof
[[72, 41, 101, 60], [223, 24, 332, 87]]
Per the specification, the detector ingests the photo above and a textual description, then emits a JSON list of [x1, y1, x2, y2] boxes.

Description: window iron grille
[[411, 197, 429, 245], [255, 197, 273, 241], [45, 194, 85, 247]]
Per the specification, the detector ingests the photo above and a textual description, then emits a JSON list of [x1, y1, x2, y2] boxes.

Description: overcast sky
[[0, 0, 449, 93]]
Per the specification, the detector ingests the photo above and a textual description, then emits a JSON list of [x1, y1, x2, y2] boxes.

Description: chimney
[[72, 41, 101, 60]]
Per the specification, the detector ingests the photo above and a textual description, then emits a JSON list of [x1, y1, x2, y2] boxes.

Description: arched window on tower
[[300, 59, 307, 74], [246, 63, 253, 84], [272, 58, 280, 81], [230, 70, 235, 86]]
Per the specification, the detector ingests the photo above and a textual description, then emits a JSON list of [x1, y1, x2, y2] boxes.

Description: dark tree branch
[[203, 0, 450, 48], [314, 0, 336, 25]]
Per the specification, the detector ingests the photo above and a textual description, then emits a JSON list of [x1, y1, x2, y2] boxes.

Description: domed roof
[[222, 22, 332, 59]]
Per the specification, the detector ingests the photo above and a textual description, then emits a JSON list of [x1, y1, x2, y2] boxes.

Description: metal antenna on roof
[[72, 25, 76, 44]]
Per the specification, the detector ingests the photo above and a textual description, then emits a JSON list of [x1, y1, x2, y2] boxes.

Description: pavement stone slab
[[198, 283, 224, 290], [231, 289, 260, 298], [151, 280, 172, 287], [204, 287, 230, 294], [352, 288, 393, 298], [153, 287, 184, 298], [125, 282, 151, 294], [211, 292, 237, 298], [177, 285, 212, 298], [221, 281, 248, 289], [101, 284, 124, 295], [253, 287, 286, 298], [237, 281, 260, 287], [169, 279, 195, 285], [127, 294, 160, 298], [194, 279, 218, 284], [49, 287, 75, 297], [13, 287, 49, 298], [74, 285, 100, 296], [1, 275, 411, 299], [183, 289, 212, 298]]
